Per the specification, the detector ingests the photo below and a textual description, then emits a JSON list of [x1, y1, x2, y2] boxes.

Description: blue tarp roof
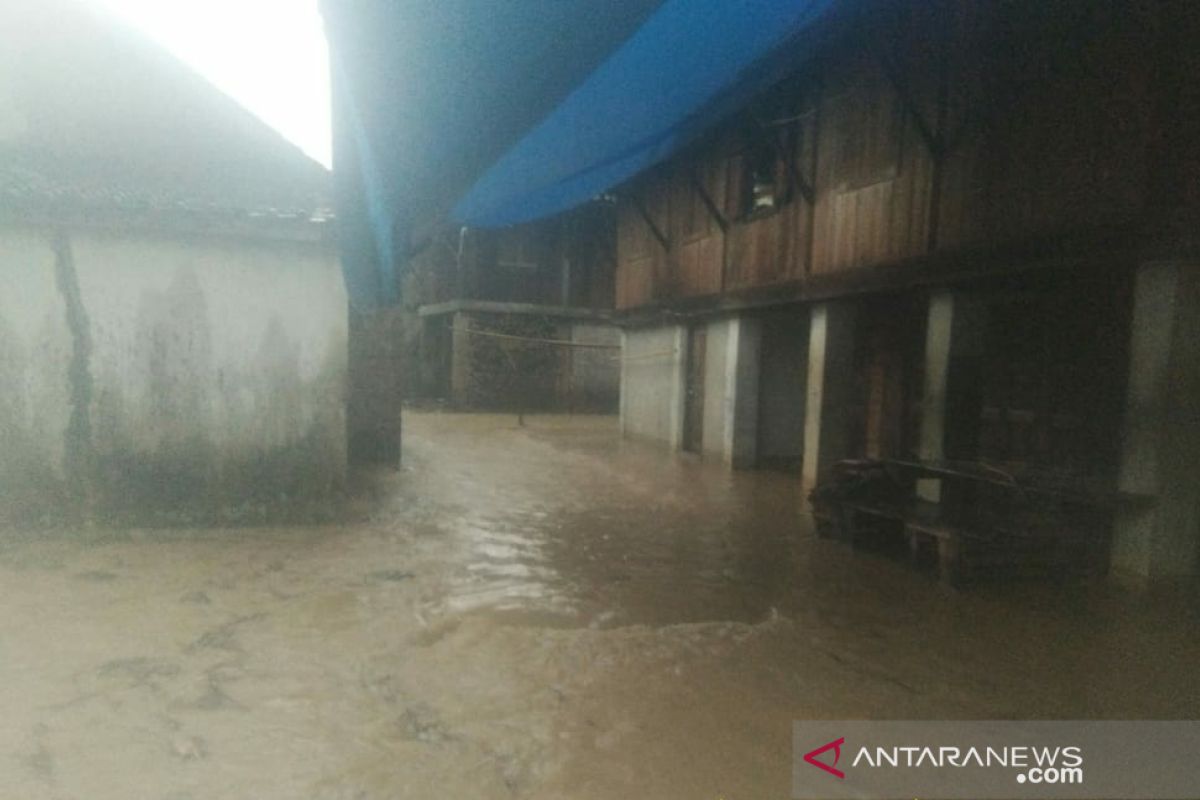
[[323, 0, 839, 308]]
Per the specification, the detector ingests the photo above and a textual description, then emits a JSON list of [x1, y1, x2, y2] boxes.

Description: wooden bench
[[810, 459, 1113, 587], [830, 498, 965, 585]]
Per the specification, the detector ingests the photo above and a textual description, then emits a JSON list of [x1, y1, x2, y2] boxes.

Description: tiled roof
[[0, 0, 333, 228], [0, 159, 334, 225]]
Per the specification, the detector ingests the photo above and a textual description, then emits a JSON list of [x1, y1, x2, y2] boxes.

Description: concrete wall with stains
[[0, 229, 75, 520], [619, 325, 685, 448], [0, 224, 347, 524]]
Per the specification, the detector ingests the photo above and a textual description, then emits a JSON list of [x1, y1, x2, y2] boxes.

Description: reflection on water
[[391, 413, 805, 628], [0, 411, 1197, 800], [443, 516, 570, 617]]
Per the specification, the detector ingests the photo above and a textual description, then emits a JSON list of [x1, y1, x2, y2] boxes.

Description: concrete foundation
[[1113, 261, 1200, 579], [695, 317, 760, 467], [621, 316, 760, 467], [800, 302, 858, 510], [917, 291, 955, 505], [0, 224, 347, 524], [619, 324, 686, 447], [722, 317, 761, 469], [917, 290, 988, 501], [700, 320, 728, 458]]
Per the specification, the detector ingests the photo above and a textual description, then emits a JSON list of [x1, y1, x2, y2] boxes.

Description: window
[[495, 227, 541, 270], [744, 137, 780, 214], [734, 84, 804, 220]]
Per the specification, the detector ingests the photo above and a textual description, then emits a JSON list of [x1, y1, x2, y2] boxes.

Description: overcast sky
[[91, 0, 332, 168]]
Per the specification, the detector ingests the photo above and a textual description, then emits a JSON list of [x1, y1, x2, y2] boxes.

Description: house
[[0, 0, 348, 524], [321, 0, 1199, 581], [611, 0, 1200, 581], [404, 202, 620, 413]]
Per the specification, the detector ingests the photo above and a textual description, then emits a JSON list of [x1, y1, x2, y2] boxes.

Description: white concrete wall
[[0, 230, 75, 517], [620, 324, 684, 447], [0, 224, 347, 523], [620, 317, 759, 467]]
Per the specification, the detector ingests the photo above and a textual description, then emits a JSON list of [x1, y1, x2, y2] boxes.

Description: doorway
[[683, 324, 706, 453], [755, 308, 808, 470]]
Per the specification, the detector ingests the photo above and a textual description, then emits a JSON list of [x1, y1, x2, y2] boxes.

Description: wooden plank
[[611, 1, 1158, 311]]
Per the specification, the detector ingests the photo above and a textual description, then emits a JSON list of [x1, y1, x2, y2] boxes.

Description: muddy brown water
[[1, 411, 1198, 799]]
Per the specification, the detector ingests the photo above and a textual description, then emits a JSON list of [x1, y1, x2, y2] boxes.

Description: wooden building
[[407, 202, 620, 412], [614, 0, 1200, 580]]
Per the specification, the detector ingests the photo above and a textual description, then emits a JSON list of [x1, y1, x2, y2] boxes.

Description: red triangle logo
[[803, 737, 845, 779]]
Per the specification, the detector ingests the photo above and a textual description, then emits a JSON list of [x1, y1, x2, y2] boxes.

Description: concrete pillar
[[667, 324, 687, 451], [914, 290, 987, 502], [347, 307, 403, 466], [701, 320, 728, 457], [1113, 261, 1200, 579], [917, 291, 956, 502], [722, 316, 761, 468], [800, 302, 857, 510], [699, 316, 761, 467], [618, 329, 629, 436]]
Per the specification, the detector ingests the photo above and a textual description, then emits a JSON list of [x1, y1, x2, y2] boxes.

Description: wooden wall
[[407, 202, 616, 310], [615, 0, 1176, 311]]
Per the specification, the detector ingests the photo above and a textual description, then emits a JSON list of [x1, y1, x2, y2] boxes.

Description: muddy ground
[[1, 411, 1198, 799]]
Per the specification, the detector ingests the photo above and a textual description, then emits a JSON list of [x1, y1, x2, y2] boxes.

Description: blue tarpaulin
[[322, 0, 839, 308]]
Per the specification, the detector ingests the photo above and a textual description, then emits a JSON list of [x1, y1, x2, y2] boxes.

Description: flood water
[[2, 411, 1198, 799]]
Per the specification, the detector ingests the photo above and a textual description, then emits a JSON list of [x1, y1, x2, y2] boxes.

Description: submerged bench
[[810, 459, 1111, 587]]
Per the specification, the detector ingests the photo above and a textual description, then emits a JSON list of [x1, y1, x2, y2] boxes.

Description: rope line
[[457, 325, 678, 363], [619, 348, 678, 362], [462, 327, 620, 349]]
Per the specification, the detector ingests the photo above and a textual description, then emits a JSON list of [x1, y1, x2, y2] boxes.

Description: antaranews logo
[[802, 737, 845, 779], [848, 743, 1084, 786], [795, 721, 1200, 800], [800, 735, 1084, 785]]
